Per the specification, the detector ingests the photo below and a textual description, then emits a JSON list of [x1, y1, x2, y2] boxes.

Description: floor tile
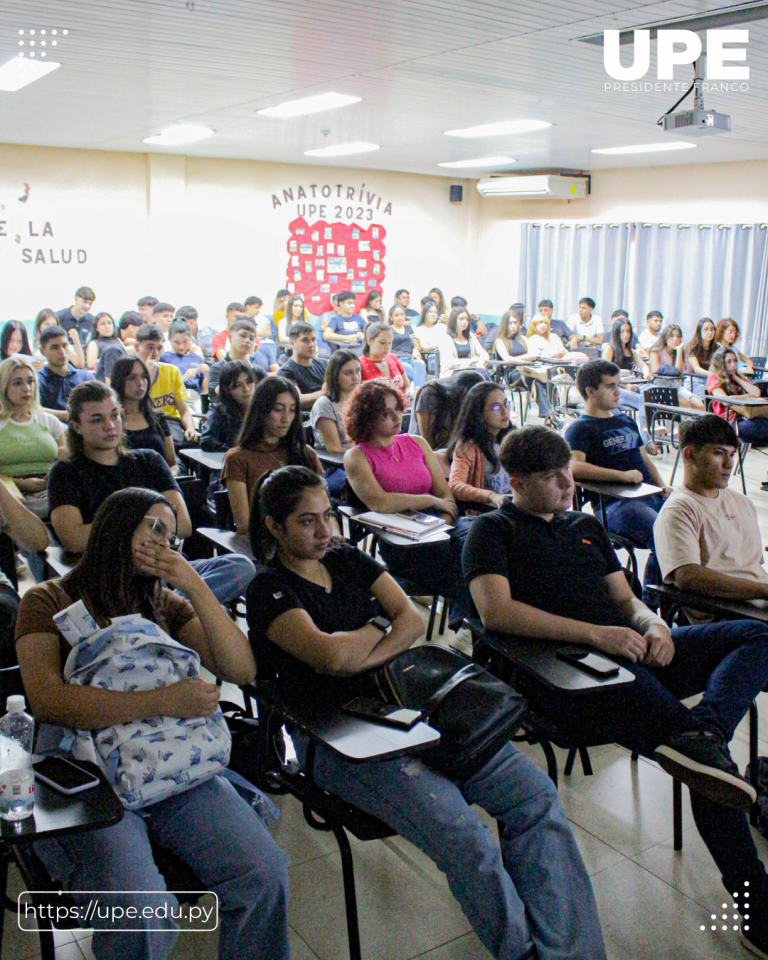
[[411, 932, 493, 959], [287, 840, 471, 960], [269, 791, 362, 867], [290, 928, 321, 960]]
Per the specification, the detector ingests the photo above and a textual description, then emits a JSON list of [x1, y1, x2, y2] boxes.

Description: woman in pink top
[[359, 323, 411, 395], [343, 380, 473, 648]]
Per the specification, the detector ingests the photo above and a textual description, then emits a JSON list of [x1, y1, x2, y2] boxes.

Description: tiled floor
[[10, 409, 768, 960]]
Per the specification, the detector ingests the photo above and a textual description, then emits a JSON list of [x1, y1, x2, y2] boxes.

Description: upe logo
[[604, 29, 749, 81]]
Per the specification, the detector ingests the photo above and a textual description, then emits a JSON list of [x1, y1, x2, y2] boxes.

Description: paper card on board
[[359, 240, 370, 251], [324, 228, 332, 239], [356, 258, 367, 268], [351, 281, 365, 293], [300, 243, 312, 254]]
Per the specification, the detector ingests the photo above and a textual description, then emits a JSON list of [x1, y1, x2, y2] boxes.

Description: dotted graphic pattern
[[699, 882, 750, 934]]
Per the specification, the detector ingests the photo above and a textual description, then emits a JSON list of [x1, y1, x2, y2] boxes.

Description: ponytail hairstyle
[[249, 466, 327, 564], [362, 322, 392, 357]]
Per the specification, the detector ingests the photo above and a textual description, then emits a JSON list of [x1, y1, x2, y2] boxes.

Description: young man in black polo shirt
[[48, 381, 254, 605], [57, 285, 96, 348], [566, 360, 669, 601], [277, 322, 328, 409], [463, 425, 768, 956]]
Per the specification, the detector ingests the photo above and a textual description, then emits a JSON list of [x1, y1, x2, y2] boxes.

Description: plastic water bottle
[[0, 696, 35, 821]]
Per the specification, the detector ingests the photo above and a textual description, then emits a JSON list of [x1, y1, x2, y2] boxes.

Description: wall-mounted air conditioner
[[477, 175, 589, 199]]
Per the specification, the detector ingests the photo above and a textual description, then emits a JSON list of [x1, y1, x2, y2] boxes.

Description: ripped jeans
[[293, 735, 605, 960]]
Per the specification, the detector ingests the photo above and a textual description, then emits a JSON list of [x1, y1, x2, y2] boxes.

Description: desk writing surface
[[576, 480, 661, 500], [45, 545, 77, 578], [338, 506, 451, 547], [198, 527, 254, 560], [314, 448, 346, 468], [709, 395, 768, 407], [485, 633, 635, 695], [647, 584, 768, 624], [179, 448, 225, 471]]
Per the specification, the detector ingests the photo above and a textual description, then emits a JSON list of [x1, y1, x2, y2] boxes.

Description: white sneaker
[[450, 626, 474, 657]]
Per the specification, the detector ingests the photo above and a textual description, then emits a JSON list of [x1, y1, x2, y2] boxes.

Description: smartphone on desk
[[33, 756, 100, 795], [396, 511, 442, 526], [342, 697, 423, 730], [556, 646, 620, 678]]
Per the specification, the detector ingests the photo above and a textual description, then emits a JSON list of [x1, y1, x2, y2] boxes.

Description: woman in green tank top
[[0, 357, 67, 493]]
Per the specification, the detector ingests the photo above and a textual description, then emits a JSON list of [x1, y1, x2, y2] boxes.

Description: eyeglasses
[[142, 516, 181, 551], [489, 400, 510, 412]]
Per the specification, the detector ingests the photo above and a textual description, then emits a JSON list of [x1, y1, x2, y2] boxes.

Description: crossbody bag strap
[[423, 663, 485, 715]]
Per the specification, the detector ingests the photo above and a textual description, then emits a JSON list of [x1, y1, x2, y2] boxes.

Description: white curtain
[[519, 222, 768, 355]]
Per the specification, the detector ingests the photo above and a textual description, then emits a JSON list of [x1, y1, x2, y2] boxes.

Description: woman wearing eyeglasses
[[446, 383, 515, 512], [16, 487, 291, 960]]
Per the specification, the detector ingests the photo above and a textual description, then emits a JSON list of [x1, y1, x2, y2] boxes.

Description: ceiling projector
[[661, 108, 731, 136]]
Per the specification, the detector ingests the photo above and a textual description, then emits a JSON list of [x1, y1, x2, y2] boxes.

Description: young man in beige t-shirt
[[654, 415, 768, 599]]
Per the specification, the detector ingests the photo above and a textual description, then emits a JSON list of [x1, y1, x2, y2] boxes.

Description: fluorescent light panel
[[304, 142, 379, 157], [143, 124, 214, 145], [592, 142, 697, 155], [0, 57, 60, 91], [445, 119, 551, 138], [438, 156, 515, 168], [258, 93, 361, 118]]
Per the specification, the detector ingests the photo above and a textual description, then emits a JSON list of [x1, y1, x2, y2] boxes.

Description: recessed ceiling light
[[438, 156, 515, 168], [143, 124, 214, 145], [0, 57, 60, 90], [591, 142, 697, 155], [445, 119, 551, 138], [304, 142, 379, 157], [258, 93, 361, 119]]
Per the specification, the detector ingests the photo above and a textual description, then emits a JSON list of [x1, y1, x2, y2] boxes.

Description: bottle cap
[[6, 696, 25, 714]]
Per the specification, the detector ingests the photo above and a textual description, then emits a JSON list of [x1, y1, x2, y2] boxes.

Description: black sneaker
[[653, 730, 757, 809]]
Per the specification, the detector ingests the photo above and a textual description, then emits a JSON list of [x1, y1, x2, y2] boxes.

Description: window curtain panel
[[519, 221, 768, 355], [518, 223, 632, 330]]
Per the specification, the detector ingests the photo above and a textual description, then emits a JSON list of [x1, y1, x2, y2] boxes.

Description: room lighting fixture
[[258, 93, 361, 118], [592, 142, 696, 155], [0, 57, 60, 91], [438, 157, 515, 168], [304, 142, 379, 157], [445, 120, 551, 138], [143, 124, 214, 145]]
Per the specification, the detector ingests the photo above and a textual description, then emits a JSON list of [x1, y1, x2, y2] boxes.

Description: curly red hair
[[344, 380, 405, 444]]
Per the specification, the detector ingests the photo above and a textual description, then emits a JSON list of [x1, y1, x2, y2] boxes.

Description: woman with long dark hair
[[649, 324, 704, 409], [16, 486, 290, 960], [437, 308, 489, 379], [708, 347, 768, 442], [221, 376, 322, 534], [359, 289, 385, 323], [493, 308, 557, 423], [246, 466, 605, 960], [410, 370, 486, 448], [684, 317, 718, 397], [715, 318, 754, 373], [360, 322, 411, 393], [85, 312, 121, 370], [447, 382, 514, 511], [310, 350, 360, 496], [0, 320, 32, 360], [387, 303, 427, 387], [201, 360, 264, 452], [111, 357, 176, 468], [602, 318, 646, 373]]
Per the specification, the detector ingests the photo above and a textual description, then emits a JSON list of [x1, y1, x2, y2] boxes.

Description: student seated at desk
[[387, 304, 427, 389], [33, 310, 83, 371], [437, 308, 490, 380], [49, 381, 254, 604], [208, 318, 273, 399], [343, 380, 473, 650], [596, 319, 654, 448], [222, 377, 322, 536], [655, 415, 768, 601], [110, 357, 176, 469], [246, 465, 606, 960], [524, 314, 568, 360], [637, 309, 663, 354], [447, 382, 514, 511], [276, 296, 310, 354], [493, 309, 557, 425], [277, 322, 328, 411], [84, 312, 121, 371], [17, 487, 290, 960], [136, 324, 199, 446], [683, 317, 718, 397], [410, 300, 449, 372], [715, 317, 754, 374], [409, 371, 485, 448], [648, 325, 705, 410], [160, 320, 210, 399], [359, 322, 411, 393], [310, 350, 360, 498], [707, 347, 768, 444], [464, 425, 768, 957], [201, 360, 263, 452], [565, 360, 670, 603], [37, 326, 96, 421], [0, 478, 48, 645]]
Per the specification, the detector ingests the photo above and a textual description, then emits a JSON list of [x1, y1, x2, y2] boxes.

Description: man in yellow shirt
[[135, 324, 199, 446]]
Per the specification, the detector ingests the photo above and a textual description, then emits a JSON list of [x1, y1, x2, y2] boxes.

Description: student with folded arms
[[247, 465, 607, 960], [655, 415, 768, 600], [464, 425, 768, 957]]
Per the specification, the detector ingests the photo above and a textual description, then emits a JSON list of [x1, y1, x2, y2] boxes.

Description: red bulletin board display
[[286, 217, 387, 314]]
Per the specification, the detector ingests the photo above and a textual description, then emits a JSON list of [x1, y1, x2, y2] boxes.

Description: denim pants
[[617, 387, 651, 443], [398, 356, 427, 389], [33, 776, 291, 960], [521, 619, 768, 913], [525, 379, 554, 418], [294, 735, 606, 960], [737, 417, 768, 443], [187, 554, 256, 604], [604, 492, 664, 598]]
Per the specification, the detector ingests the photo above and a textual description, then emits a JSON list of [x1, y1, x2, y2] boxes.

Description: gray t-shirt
[[310, 396, 349, 447], [483, 444, 511, 495]]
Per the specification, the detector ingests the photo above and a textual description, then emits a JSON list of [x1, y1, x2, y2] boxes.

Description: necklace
[[318, 562, 331, 593]]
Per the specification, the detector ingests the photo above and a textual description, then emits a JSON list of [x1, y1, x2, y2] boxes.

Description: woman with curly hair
[[343, 380, 473, 651], [715, 317, 754, 374], [707, 347, 768, 441]]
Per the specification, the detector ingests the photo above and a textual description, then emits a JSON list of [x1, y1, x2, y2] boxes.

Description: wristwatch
[[368, 616, 392, 635]]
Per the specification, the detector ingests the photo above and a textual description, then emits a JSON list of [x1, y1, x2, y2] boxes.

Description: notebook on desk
[[353, 511, 449, 541]]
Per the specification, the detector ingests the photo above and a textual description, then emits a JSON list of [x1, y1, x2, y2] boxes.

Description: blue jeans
[[604, 492, 664, 600], [737, 417, 768, 443], [397, 356, 427, 389], [617, 387, 651, 443], [521, 619, 768, 913], [525, 379, 554, 418], [34, 776, 291, 960], [324, 466, 347, 498], [294, 735, 606, 960], [188, 554, 256, 604]]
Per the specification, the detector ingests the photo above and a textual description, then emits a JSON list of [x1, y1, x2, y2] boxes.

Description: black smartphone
[[33, 757, 100, 795], [556, 646, 620, 678], [342, 697, 423, 730]]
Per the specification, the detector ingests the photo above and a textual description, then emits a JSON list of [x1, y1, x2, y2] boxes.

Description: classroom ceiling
[[0, 0, 766, 176]]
